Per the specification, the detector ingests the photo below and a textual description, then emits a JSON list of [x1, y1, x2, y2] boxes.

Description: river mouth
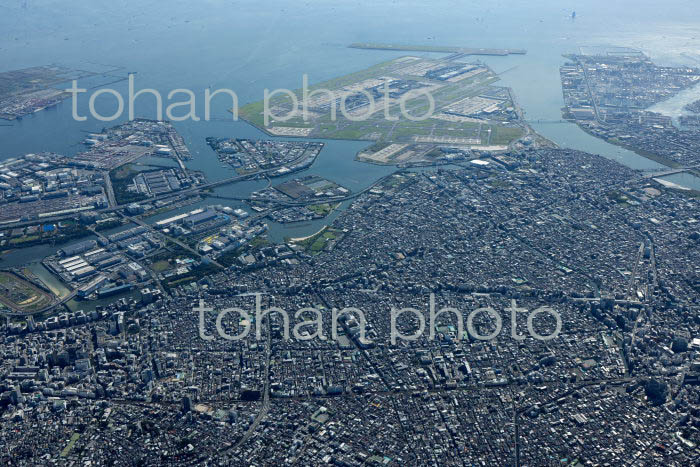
[[648, 79, 700, 125], [2, 1, 700, 254]]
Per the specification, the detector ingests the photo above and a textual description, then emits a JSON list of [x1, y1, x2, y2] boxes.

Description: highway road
[[1, 288, 79, 318], [221, 320, 272, 454], [120, 213, 225, 269], [4, 148, 326, 230], [4, 158, 404, 232], [103, 170, 117, 207]]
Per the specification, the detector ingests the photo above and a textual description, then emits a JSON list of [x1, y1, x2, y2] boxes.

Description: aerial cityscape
[[0, 1, 699, 465]]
